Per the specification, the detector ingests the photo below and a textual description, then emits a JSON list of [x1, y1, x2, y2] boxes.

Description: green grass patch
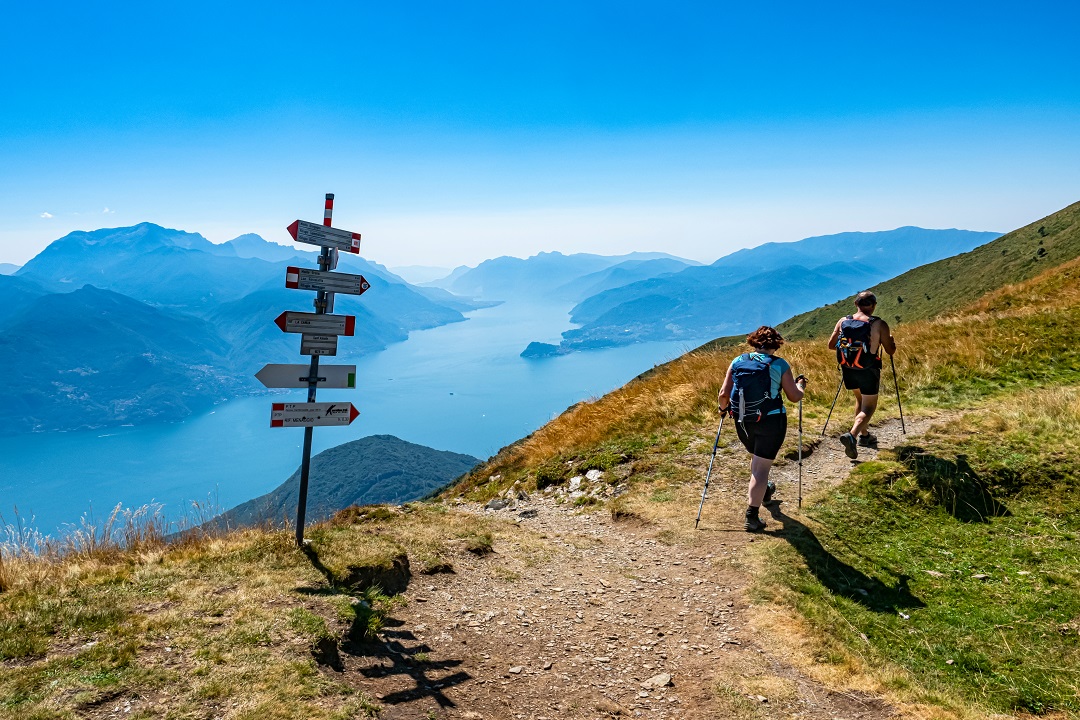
[[761, 390, 1080, 715]]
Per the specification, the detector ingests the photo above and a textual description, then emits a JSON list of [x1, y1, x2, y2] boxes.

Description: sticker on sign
[[271, 402, 359, 427], [301, 334, 338, 356], [287, 219, 361, 253], [285, 266, 370, 296]]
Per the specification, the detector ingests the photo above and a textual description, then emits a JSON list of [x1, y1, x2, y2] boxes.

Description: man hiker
[[827, 290, 896, 459], [717, 326, 807, 532]]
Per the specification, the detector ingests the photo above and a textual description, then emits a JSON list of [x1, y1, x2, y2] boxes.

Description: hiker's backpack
[[730, 353, 783, 422], [836, 315, 881, 369]]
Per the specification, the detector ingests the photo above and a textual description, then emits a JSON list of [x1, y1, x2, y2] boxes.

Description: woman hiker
[[717, 326, 807, 532]]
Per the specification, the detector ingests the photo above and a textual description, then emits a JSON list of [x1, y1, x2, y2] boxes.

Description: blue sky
[[2, 1, 1078, 267]]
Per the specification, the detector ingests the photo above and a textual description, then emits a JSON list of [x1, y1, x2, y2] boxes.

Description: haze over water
[[0, 300, 690, 535]]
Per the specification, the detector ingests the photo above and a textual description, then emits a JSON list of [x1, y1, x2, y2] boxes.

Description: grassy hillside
[[778, 199, 1080, 340]]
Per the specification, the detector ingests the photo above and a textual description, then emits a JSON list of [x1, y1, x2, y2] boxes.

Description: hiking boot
[[744, 515, 766, 532], [763, 481, 777, 505], [840, 432, 858, 459], [744, 508, 766, 532], [858, 433, 877, 448]]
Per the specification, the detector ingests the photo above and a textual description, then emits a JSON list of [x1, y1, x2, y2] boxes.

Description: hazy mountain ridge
[[216, 434, 479, 528], [548, 227, 1001, 352], [776, 202, 1080, 340], [427, 250, 697, 300]]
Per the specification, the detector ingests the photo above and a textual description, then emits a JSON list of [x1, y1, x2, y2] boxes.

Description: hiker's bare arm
[[877, 319, 896, 355], [781, 369, 806, 402], [717, 366, 734, 410], [827, 318, 844, 350]]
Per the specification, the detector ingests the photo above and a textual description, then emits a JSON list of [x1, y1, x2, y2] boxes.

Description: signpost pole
[[294, 193, 335, 547]]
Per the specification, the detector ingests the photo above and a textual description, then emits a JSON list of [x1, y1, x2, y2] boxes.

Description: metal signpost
[[259, 193, 368, 547]]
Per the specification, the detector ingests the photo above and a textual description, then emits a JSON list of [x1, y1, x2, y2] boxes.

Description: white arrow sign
[[255, 364, 356, 389], [274, 311, 355, 336], [287, 220, 361, 253], [301, 334, 339, 356], [285, 266, 370, 296], [271, 402, 359, 427]]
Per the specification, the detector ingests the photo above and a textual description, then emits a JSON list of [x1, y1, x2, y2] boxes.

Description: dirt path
[[337, 417, 934, 719]]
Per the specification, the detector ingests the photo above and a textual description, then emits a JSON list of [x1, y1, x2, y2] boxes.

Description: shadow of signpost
[[765, 503, 925, 614], [347, 620, 471, 708], [298, 543, 471, 710]]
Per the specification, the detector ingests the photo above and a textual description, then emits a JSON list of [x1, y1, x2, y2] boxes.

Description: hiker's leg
[[748, 455, 774, 506], [849, 389, 863, 434], [852, 394, 879, 437]]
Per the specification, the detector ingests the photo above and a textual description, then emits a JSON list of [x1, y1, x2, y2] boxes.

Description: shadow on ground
[[298, 544, 472, 710], [896, 446, 1011, 522], [765, 503, 926, 614]]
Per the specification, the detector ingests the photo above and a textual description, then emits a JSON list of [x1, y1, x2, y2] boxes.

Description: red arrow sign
[[287, 219, 361, 254], [274, 311, 355, 336]]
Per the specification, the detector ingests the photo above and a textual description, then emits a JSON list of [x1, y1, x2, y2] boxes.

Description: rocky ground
[[335, 417, 929, 719]]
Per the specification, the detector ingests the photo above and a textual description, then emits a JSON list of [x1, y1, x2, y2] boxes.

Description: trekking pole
[[798, 398, 804, 509], [890, 353, 906, 434], [821, 372, 844, 436], [694, 414, 726, 529]]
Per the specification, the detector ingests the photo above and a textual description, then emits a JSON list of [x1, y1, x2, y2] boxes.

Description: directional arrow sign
[[271, 402, 359, 427], [255, 364, 356, 389], [301, 334, 338, 356], [285, 266, 370, 296], [287, 219, 361, 254], [274, 311, 355, 336]]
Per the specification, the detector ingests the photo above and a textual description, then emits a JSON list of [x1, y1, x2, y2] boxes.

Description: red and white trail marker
[[287, 219, 361, 254], [271, 402, 360, 428], [274, 311, 355, 336], [285, 266, 370, 296]]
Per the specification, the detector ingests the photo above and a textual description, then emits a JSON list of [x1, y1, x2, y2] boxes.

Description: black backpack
[[731, 353, 783, 422], [836, 315, 881, 369]]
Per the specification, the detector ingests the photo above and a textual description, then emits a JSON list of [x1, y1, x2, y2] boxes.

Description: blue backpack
[[836, 315, 882, 369], [730, 354, 783, 422]]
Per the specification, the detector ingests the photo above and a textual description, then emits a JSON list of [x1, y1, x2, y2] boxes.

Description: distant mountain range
[[213, 434, 479, 528], [0, 263, 20, 275], [5, 223, 480, 433], [534, 227, 1000, 353], [425, 251, 700, 301]]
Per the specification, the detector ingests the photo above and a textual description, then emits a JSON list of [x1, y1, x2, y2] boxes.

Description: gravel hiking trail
[[337, 417, 932, 719]]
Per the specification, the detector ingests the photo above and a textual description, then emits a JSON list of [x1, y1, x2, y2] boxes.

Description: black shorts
[[842, 367, 881, 395], [734, 413, 788, 460]]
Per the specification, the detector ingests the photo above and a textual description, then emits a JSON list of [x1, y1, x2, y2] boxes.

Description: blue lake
[[0, 301, 696, 535]]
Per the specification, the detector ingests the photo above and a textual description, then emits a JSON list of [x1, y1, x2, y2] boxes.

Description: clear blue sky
[[2, 1, 1078, 267]]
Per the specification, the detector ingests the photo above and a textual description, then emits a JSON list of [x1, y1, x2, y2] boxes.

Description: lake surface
[[0, 301, 696, 535]]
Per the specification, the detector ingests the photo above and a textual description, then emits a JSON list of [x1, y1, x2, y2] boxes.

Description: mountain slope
[[778, 200, 1080, 339], [218, 435, 479, 527], [0, 274, 50, 328], [0, 286, 238, 432]]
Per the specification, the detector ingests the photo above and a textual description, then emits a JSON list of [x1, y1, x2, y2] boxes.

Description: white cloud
[[103, 207, 114, 214], [39, 212, 53, 219]]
